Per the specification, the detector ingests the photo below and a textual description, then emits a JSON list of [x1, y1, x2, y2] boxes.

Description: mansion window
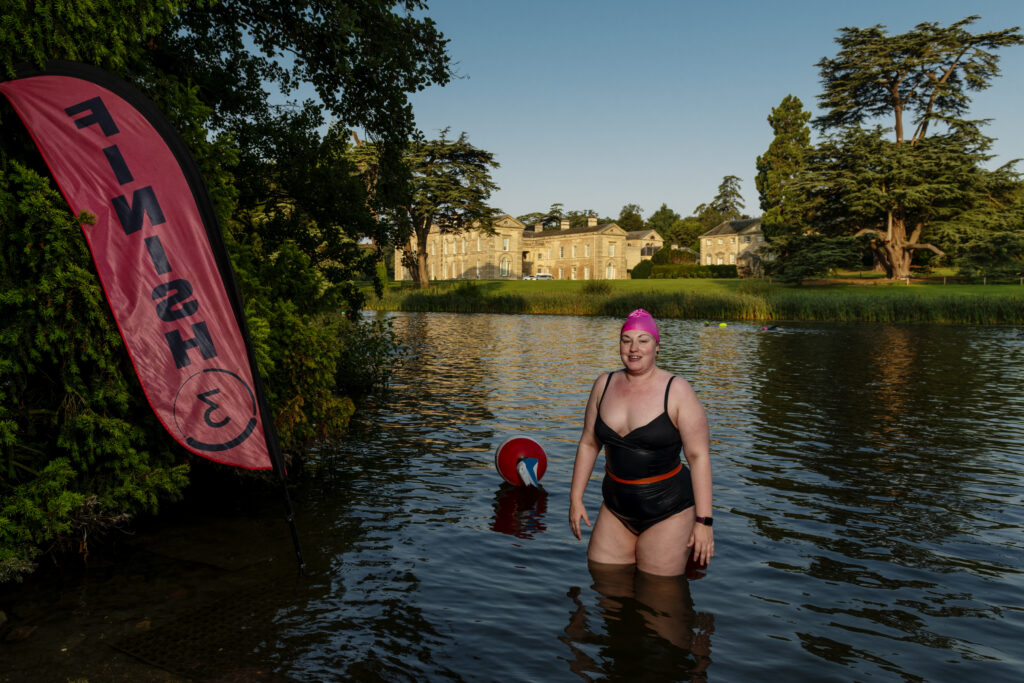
[[706, 255, 712, 265], [559, 246, 565, 258], [706, 239, 712, 246], [572, 245, 577, 258], [547, 247, 552, 259], [500, 257, 511, 277], [584, 244, 590, 257], [584, 266, 590, 280], [502, 237, 510, 251], [443, 241, 448, 255], [431, 241, 436, 256], [609, 244, 615, 257], [477, 236, 482, 251], [729, 254, 736, 265]]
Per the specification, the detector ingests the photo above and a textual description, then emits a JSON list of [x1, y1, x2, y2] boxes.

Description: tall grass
[[365, 280, 1024, 324]]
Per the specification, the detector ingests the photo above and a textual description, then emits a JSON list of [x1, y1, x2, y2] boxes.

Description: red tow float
[[494, 436, 547, 487]]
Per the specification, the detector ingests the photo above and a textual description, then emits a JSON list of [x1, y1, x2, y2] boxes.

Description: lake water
[[3, 312, 1023, 682]]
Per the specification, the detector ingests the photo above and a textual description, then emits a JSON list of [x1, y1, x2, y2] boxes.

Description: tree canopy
[[616, 203, 645, 232], [755, 94, 813, 237], [693, 175, 746, 229], [766, 16, 1023, 280], [815, 15, 1024, 143], [645, 203, 681, 236], [350, 129, 500, 287], [0, 0, 453, 582]]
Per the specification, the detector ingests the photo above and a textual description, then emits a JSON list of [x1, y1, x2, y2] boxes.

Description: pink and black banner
[[0, 62, 274, 470]]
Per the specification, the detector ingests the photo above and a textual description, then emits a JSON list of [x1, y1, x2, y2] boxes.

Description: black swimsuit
[[594, 371, 695, 534]]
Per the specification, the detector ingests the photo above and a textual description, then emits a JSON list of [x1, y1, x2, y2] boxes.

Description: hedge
[[650, 264, 738, 279]]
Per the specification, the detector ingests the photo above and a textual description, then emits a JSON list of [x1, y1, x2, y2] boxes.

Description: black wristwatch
[[695, 516, 713, 527]]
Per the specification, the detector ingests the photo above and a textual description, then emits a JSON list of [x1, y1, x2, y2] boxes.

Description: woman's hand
[[688, 522, 714, 566], [569, 499, 591, 540]]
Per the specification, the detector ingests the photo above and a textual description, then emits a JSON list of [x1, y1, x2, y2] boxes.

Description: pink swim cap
[[620, 308, 659, 344]]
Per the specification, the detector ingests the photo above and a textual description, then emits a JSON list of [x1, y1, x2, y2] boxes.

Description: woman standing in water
[[569, 309, 714, 576]]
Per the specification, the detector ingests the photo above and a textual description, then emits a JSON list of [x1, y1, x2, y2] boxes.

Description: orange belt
[[605, 462, 682, 485]]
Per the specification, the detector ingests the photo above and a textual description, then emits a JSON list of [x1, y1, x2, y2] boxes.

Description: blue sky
[[404, 0, 1024, 222]]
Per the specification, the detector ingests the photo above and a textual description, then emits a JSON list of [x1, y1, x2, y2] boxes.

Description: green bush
[[582, 280, 612, 295], [335, 316, 403, 397], [630, 260, 653, 279], [650, 247, 697, 265], [651, 264, 738, 279], [1, 160, 190, 582], [956, 232, 1024, 282]]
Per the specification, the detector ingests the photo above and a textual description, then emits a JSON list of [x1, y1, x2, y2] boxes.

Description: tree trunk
[[872, 252, 887, 274], [416, 248, 430, 288], [408, 222, 432, 288], [401, 242, 420, 286], [882, 215, 913, 280]]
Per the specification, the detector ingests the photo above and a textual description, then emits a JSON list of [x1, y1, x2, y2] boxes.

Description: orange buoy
[[494, 436, 547, 487]]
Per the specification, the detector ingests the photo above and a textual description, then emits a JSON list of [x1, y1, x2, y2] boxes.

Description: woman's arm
[[672, 378, 714, 565], [569, 375, 605, 540]]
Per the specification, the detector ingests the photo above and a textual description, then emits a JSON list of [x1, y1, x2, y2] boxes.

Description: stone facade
[[393, 215, 526, 281], [624, 229, 664, 272], [699, 218, 765, 275], [522, 216, 629, 280], [394, 214, 657, 281]]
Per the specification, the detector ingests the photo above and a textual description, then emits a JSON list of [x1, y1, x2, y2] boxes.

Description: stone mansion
[[699, 218, 766, 276], [393, 214, 664, 281]]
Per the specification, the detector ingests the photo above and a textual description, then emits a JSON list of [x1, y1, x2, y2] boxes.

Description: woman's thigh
[[635, 508, 695, 576], [587, 504, 638, 565]]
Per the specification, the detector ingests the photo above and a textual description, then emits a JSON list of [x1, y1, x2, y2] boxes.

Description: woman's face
[[619, 330, 659, 372]]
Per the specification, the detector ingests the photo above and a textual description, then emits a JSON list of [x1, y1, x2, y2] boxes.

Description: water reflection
[[491, 484, 549, 539], [5, 314, 1023, 682], [286, 316, 1024, 681], [561, 563, 713, 681]]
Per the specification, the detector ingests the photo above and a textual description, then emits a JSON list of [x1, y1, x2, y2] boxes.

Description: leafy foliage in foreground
[[0, 162, 188, 582], [1, 0, 446, 582]]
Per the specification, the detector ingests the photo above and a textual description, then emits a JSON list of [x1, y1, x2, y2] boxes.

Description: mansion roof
[[700, 218, 762, 238], [626, 229, 662, 240], [522, 222, 625, 239]]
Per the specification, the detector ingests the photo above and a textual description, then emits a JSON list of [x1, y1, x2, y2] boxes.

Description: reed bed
[[365, 281, 1024, 325]]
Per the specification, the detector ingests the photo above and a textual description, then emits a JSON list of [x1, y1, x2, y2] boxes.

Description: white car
[[533, 273, 553, 280]]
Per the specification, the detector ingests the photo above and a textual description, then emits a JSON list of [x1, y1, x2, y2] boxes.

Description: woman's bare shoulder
[[588, 370, 614, 393], [667, 373, 701, 402]]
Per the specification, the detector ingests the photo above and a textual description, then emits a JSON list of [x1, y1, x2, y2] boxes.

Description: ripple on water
[[264, 315, 1024, 682], [11, 314, 1021, 682]]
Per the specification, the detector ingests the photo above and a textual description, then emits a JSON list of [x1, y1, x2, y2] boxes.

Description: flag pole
[[252, 368, 306, 574]]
